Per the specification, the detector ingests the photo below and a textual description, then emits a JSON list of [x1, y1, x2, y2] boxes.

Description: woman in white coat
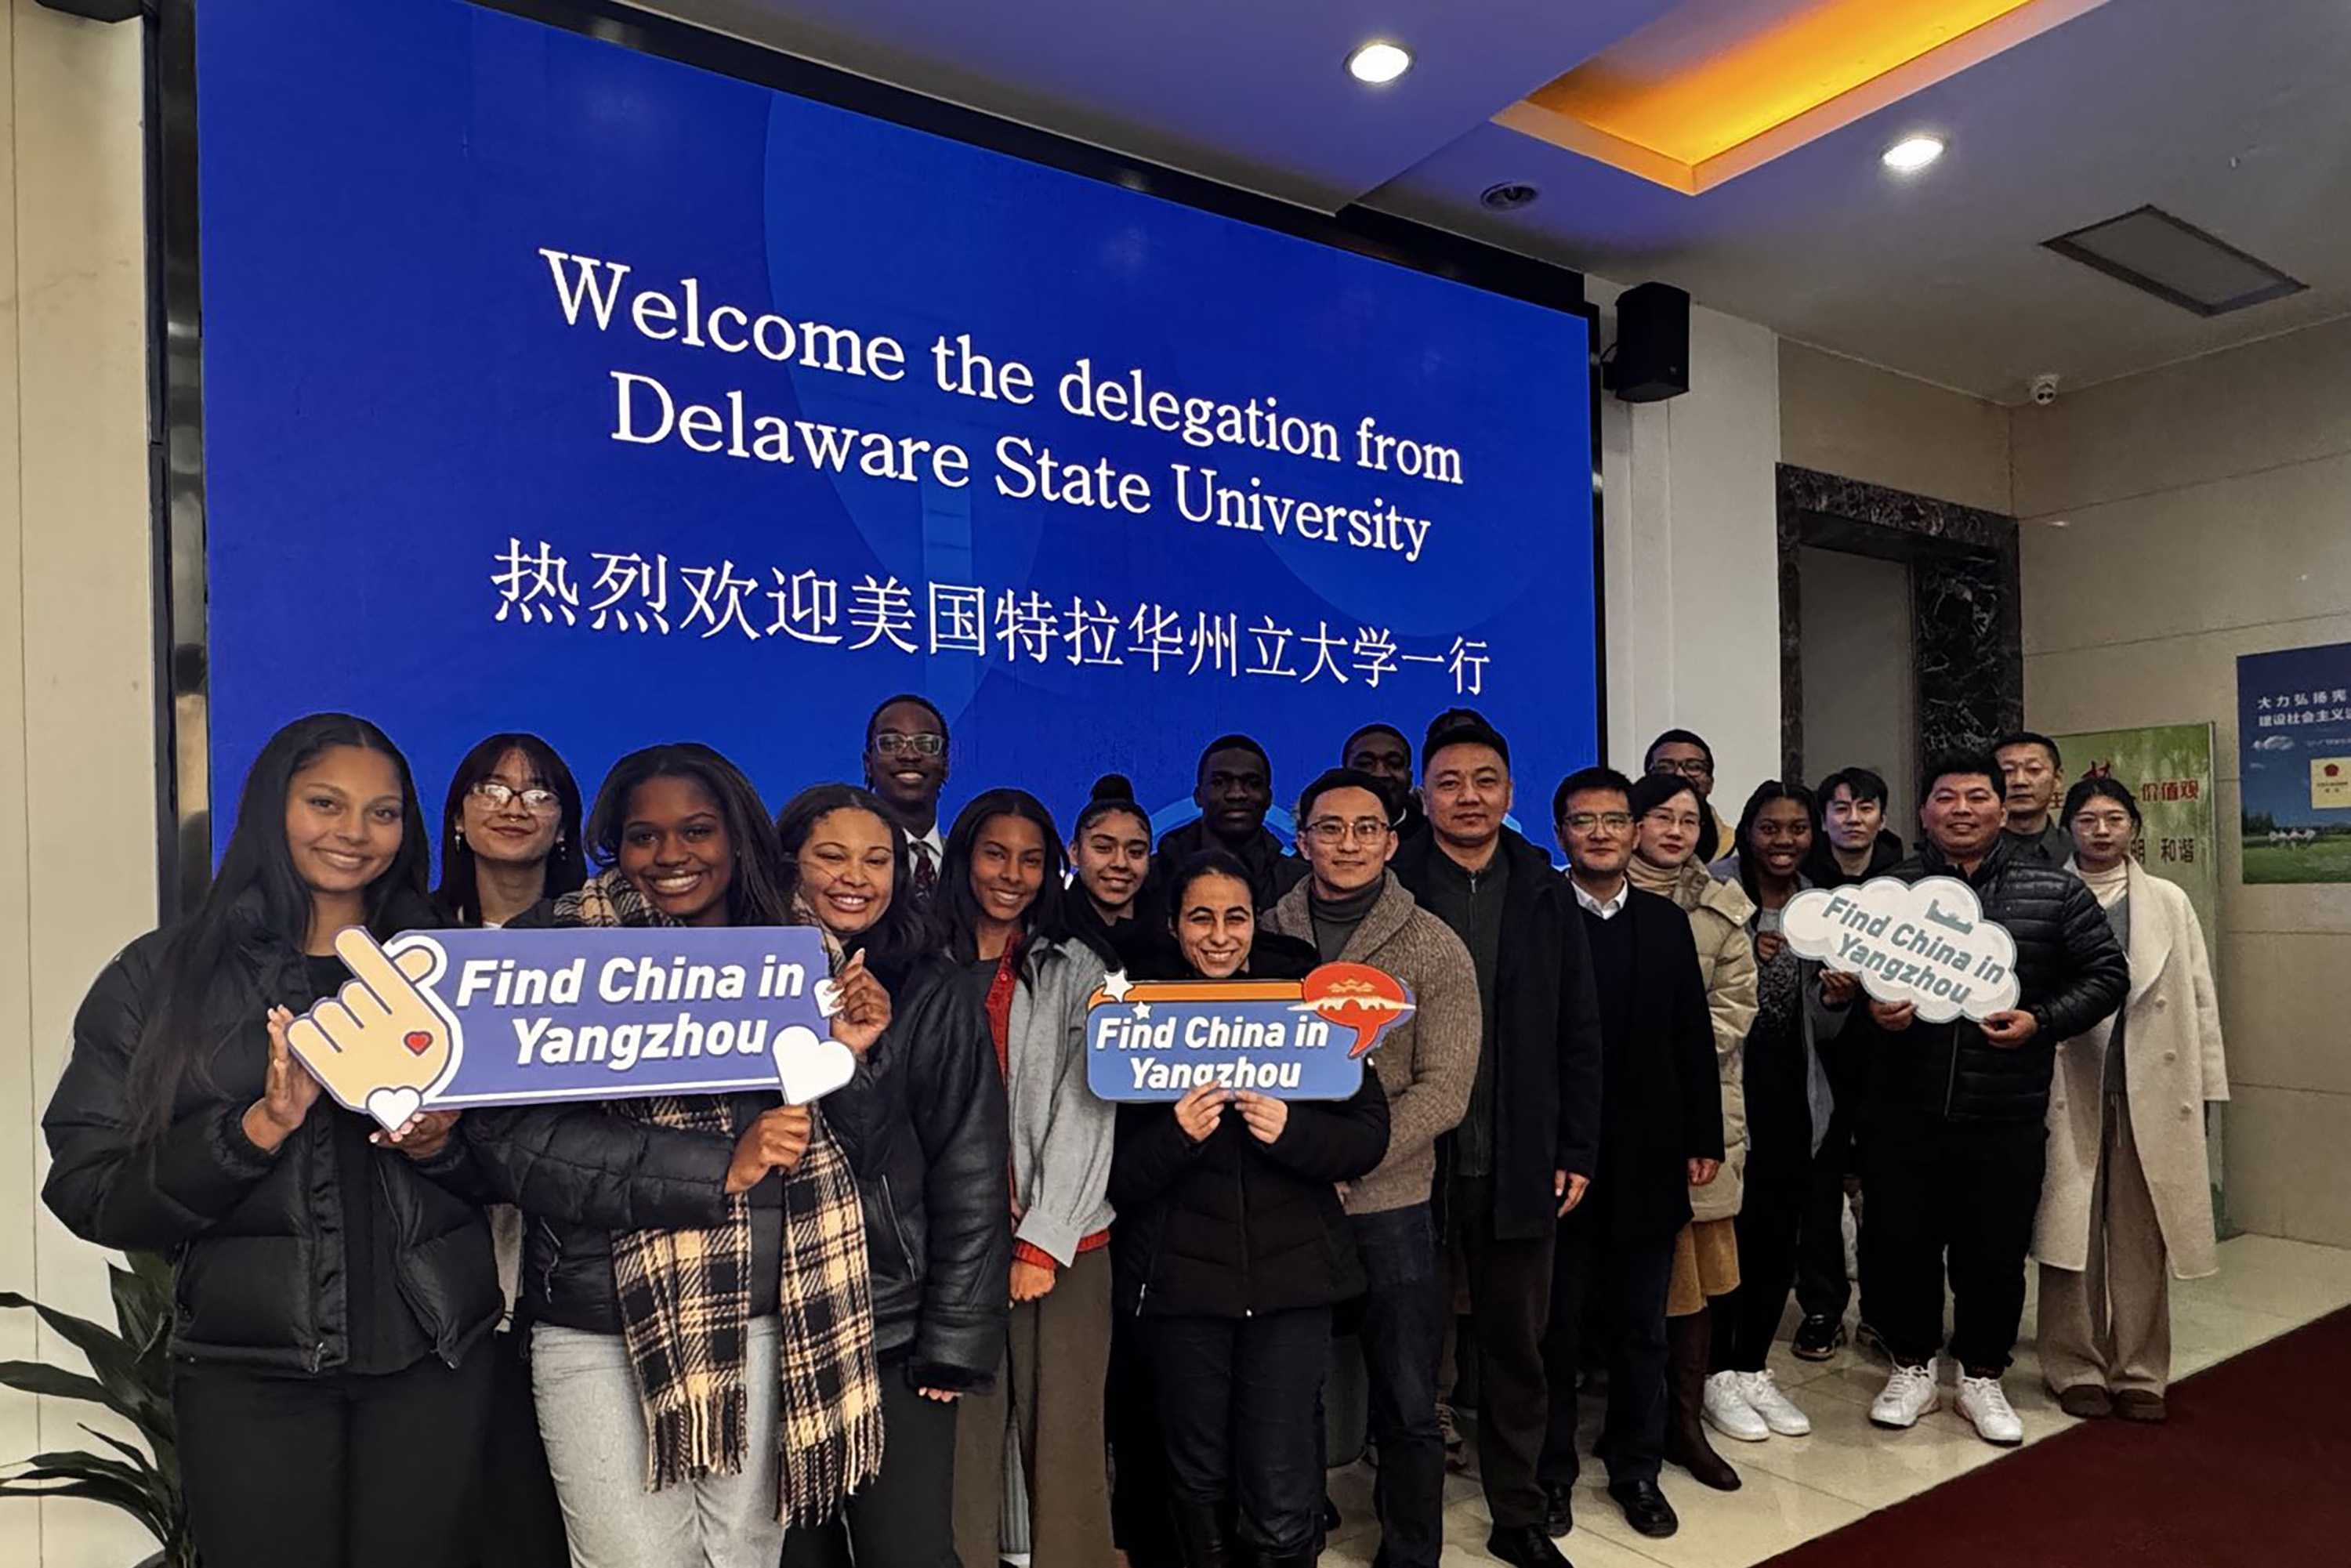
[[2034, 777, 2228, 1422]]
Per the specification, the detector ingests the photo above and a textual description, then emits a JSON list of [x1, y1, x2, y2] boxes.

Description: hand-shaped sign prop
[[1780, 875, 2020, 1023], [1085, 961, 1416, 1103], [282, 925, 844, 1130]]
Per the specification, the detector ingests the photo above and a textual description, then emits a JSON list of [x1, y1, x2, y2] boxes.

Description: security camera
[[2029, 373, 2060, 406]]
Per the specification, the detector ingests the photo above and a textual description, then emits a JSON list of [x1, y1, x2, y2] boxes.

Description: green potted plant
[[0, 1252, 193, 1566]]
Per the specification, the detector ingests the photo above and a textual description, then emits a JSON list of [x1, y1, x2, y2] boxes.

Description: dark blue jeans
[[1143, 1307, 1333, 1555], [1350, 1204, 1446, 1568]]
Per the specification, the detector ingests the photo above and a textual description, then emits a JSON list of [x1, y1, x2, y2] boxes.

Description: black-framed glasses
[[469, 780, 560, 813], [874, 731, 944, 757], [1306, 817, 1391, 845], [1647, 758, 1712, 778]]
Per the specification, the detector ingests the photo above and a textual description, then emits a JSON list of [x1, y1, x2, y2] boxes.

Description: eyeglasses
[[1562, 812, 1633, 832], [873, 731, 944, 757], [1643, 811, 1703, 831], [1648, 759, 1712, 778], [1306, 817, 1391, 845], [2073, 813, 2135, 833], [469, 780, 560, 813]]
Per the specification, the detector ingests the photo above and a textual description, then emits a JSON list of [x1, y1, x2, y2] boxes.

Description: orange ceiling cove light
[[1498, 0, 2106, 194]]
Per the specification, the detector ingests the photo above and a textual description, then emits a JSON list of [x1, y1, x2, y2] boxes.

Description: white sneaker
[[1870, 1360, 1940, 1429], [1956, 1373, 2024, 1446], [1737, 1370, 1812, 1436], [1702, 1371, 1770, 1442]]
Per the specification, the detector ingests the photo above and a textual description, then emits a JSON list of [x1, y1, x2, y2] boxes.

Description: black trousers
[[468, 1328, 569, 1568], [1108, 1310, 1182, 1568], [784, 1368, 962, 1568], [1861, 1110, 2048, 1374], [1540, 1219, 1675, 1487], [175, 1349, 493, 1568], [1795, 1103, 1860, 1321], [1143, 1308, 1332, 1555], [1450, 1174, 1556, 1530], [1712, 1101, 1813, 1373], [1350, 1203, 1446, 1568]]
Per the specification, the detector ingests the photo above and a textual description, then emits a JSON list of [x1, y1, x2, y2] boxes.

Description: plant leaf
[[0, 1473, 168, 1542], [0, 1291, 165, 1430], [108, 1264, 172, 1360], [0, 1358, 113, 1408]]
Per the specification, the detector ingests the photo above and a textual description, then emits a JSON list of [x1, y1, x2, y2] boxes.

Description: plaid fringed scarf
[[556, 871, 886, 1527]]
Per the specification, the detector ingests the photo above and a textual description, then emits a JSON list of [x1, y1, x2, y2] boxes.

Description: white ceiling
[[645, 0, 2351, 404]]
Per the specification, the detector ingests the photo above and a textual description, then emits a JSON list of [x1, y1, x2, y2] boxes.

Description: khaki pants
[[953, 1248, 1114, 1568], [2038, 1094, 2172, 1396]]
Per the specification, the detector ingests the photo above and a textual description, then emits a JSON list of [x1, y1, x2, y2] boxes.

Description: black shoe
[[1608, 1479, 1679, 1539], [1542, 1480, 1574, 1537], [1320, 1494, 1340, 1534], [1792, 1314, 1848, 1362], [1484, 1523, 1573, 1568]]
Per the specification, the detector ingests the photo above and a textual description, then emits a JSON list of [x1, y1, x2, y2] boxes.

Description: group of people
[[37, 700, 2228, 1568]]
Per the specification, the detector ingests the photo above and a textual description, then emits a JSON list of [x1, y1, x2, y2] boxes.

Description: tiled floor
[[1320, 1234, 2351, 1568]]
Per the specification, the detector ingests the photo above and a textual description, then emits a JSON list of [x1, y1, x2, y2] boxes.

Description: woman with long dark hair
[[433, 730, 586, 929], [465, 744, 891, 1568], [939, 788, 1121, 1568], [773, 783, 1009, 1568], [1114, 849, 1390, 1567], [1065, 774, 1172, 975], [43, 713, 499, 1568], [1703, 781, 1845, 1447], [433, 732, 585, 1568]]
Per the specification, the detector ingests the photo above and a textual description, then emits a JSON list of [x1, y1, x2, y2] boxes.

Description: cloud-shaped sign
[[2254, 735, 2296, 752], [1782, 875, 2020, 1023]]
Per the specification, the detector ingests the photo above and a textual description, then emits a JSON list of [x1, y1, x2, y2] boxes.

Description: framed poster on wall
[[2237, 640, 2351, 885]]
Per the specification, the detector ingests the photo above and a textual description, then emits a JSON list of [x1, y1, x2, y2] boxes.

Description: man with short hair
[[1857, 753, 2125, 1446], [1150, 733, 1310, 911], [1342, 722, 1426, 840], [862, 693, 951, 900], [1644, 729, 1732, 860], [1262, 768, 1478, 1568], [1391, 715, 1602, 1568], [1993, 731, 2068, 864], [1538, 766, 1722, 1542], [1804, 766, 1905, 888]]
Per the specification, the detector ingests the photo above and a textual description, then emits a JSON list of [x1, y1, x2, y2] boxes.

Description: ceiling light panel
[[2043, 205, 2306, 317]]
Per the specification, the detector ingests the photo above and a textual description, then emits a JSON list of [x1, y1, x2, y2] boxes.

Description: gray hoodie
[[1004, 934, 1116, 1263]]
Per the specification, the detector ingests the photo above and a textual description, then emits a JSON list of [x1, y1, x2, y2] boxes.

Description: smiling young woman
[[936, 788, 1121, 1568], [42, 713, 499, 1568], [773, 784, 1009, 1568], [433, 732, 587, 931]]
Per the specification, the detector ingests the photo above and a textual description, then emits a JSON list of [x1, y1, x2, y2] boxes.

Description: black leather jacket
[[42, 897, 500, 1373], [1861, 837, 2128, 1124], [819, 957, 1009, 1391]]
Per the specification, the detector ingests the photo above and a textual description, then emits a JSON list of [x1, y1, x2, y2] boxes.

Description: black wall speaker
[[1605, 282, 1690, 404]]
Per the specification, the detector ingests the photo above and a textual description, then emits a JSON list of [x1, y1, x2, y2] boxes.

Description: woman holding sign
[[42, 712, 502, 1568], [939, 788, 1120, 1568], [465, 744, 892, 1568], [2033, 777, 2229, 1422], [1113, 849, 1391, 1568], [773, 784, 1010, 1568]]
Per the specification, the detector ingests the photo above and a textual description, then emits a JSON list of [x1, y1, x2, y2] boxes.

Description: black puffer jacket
[[1109, 934, 1391, 1319], [42, 896, 500, 1374], [1860, 836, 2127, 1124], [818, 955, 1009, 1391]]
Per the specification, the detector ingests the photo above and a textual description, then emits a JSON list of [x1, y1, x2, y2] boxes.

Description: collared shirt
[[1571, 876, 1629, 920]]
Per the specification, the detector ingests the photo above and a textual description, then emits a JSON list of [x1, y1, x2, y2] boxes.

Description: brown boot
[[1665, 1313, 1741, 1491]]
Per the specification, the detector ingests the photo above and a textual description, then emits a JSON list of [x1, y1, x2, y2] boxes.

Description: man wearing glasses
[[860, 693, 951, 900], [1538, 766, 1722, 1543], [1262, 769, 1479, 1568], [1390, 716, 1602, 1568], [1643, 729, 1731, 865]]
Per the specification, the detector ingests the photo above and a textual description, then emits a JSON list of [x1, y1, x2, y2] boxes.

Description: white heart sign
[[364, 1085, 425, 1132], [772, 1024, 856, 1106]]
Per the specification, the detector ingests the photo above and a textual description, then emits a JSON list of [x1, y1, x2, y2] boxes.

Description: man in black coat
[[1390, 715, 1603, 1568], [1534, 766, 1722, 1543], [1146, 733, 1310, 912], [1854, 751, 2126, 1447]]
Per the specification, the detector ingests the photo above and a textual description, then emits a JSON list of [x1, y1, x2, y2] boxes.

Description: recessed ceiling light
[[1348, 42, 1412, 85], [1881, 135, 1945, 172]]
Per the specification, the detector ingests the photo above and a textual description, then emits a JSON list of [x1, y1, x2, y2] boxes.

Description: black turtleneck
[[1306, 878, 1382, 963]]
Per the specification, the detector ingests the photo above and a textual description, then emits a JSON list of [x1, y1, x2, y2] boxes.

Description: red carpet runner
[[1758, 1307, 2351, 1567]]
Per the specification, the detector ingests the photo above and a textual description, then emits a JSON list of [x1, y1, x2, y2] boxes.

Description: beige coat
[[1654, 862, 1757, 1222], [2032, 860, 2230, 1280]]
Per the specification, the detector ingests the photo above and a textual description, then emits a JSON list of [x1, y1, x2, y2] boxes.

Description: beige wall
[[1780, 339, 2013, 515], [1, 5, 157, 1566], [2016, 313, 2351, 1250]]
